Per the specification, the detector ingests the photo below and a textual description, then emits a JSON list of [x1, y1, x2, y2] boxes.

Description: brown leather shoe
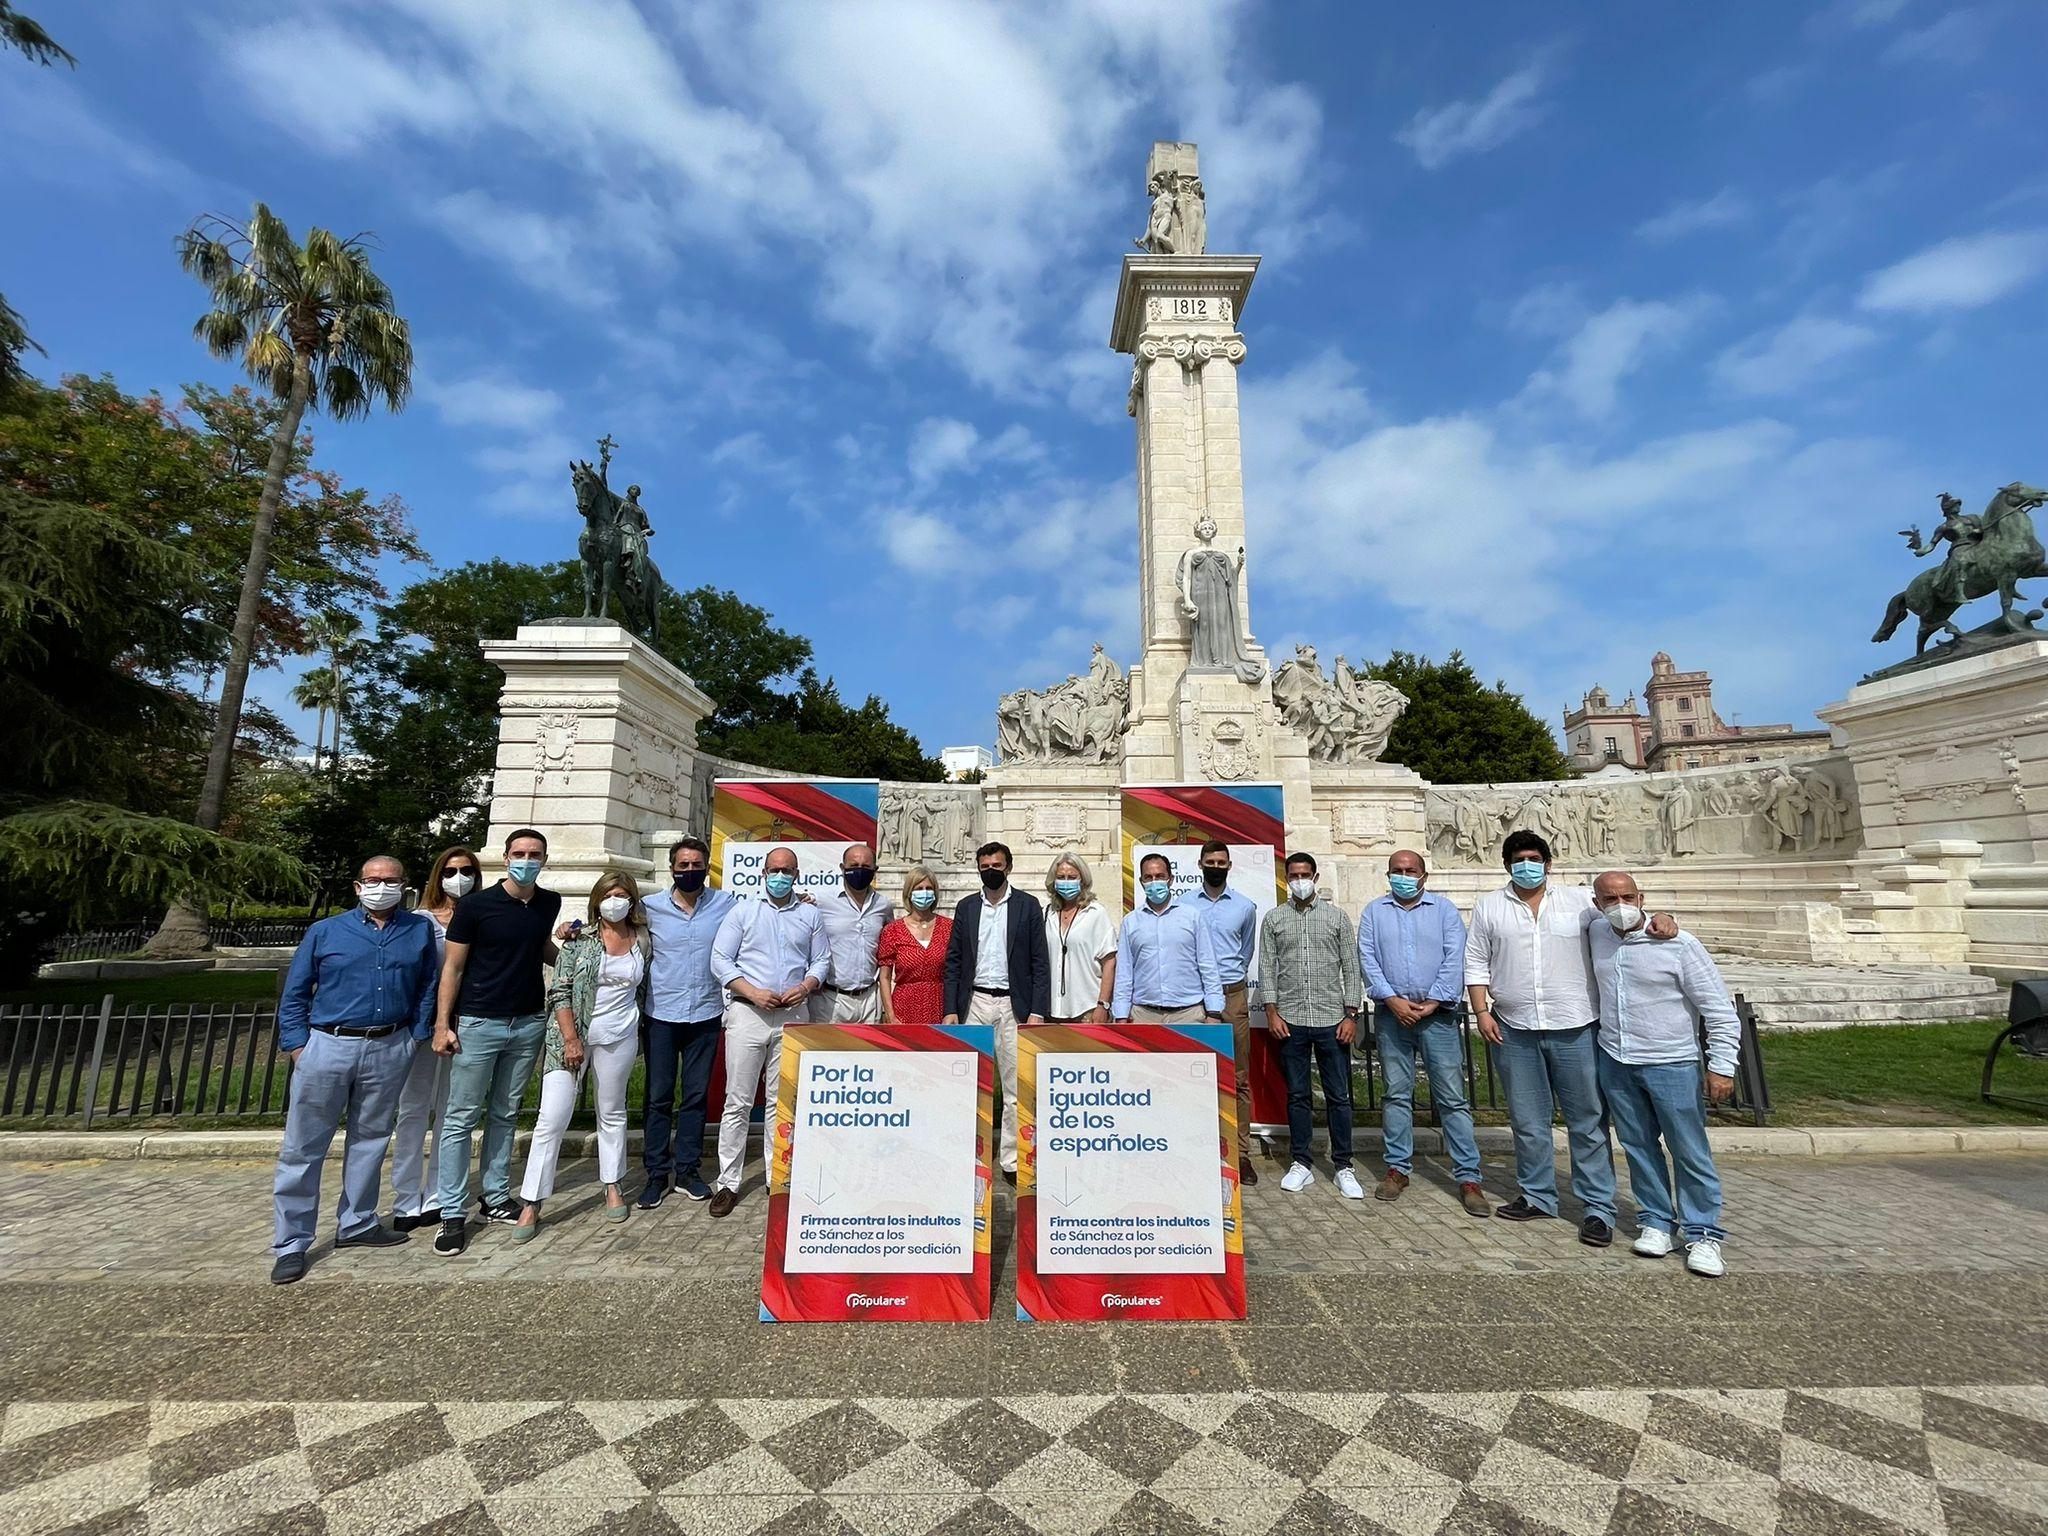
[[708, 1188, 738, 1219], [1373, 1170, 1409, 1202], [1238, 1157, 1258, 1187], [1458, 1182, 1491, 1218]]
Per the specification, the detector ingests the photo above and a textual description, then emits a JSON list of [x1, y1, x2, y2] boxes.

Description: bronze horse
[[570, 460, 663, 643], [1873, 482, 2048, 656]]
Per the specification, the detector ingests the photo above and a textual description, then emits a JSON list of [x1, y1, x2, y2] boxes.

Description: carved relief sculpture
[[1271, 644, 1409, 764], [995, 645, 1132, 764]]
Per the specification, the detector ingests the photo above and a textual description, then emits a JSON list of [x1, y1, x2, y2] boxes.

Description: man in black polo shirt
[[430, 827, 562, 1256]]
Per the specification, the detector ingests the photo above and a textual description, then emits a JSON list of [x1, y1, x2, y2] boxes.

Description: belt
[[1135, 1001, 1198, 1012], [973, 986, 1010, 997], [826, 982, 875, 995], [314, 1022, 405, 1040]]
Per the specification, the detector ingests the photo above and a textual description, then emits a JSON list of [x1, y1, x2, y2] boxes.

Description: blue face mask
[[763, 872, 796, 900], [1142, 879, 1173, 907], [1388, 873, 1422, 900], [1509, 860, 1546, 890], [909, 888, 938, 911], [507, 857, 543, 885], [1053, 879, 1082, 901]]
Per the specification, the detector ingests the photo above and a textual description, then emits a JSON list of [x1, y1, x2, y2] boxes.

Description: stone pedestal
[[482, 621, 716, 901], [1303, 764, 1430, 913], [1820, 640, 2048, 977], [980, 762, 1124, 890]]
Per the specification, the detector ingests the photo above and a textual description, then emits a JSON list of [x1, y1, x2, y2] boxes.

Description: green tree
[[290, 667, 338, 773], [0, 485, 304, 978], [0, 2, 72, 395], [301, 608, 364, 774], [151, 204, 413, 955], [1365, 651, 1574, 785]]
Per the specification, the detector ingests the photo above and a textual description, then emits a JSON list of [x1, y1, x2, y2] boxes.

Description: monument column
[[1112, 144, 1266, 783]]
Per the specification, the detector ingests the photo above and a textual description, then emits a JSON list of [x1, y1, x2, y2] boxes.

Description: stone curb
[[3, 1124, 2046, 1163]]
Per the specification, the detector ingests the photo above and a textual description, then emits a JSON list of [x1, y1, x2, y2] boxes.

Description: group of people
[[268, 824, 1742, 1285]]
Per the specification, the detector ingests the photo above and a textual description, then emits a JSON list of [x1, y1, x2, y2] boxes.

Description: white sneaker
[[1685, 1239, 1726, 1278], [1334, 1168, 1365, 1200], [1632, 1228, 1674, 1259], [1280, 1163, 1315, 1193]]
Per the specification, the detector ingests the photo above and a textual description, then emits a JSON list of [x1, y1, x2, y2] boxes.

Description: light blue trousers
[[271, 1028, 415, 1256], [1489, 1022, 1617, 1223], [434, 1013, 547, 1219], [1377, 1009, 1482, 1183], [1598, 1052, 1727, 1243]]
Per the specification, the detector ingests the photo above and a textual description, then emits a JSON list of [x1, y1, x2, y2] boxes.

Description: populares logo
[[847, 1293, 908, 1308], [1099, 1293, 1163, 1308]]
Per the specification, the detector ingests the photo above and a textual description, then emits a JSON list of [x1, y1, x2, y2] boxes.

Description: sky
[[9, 0, 2048, 757]]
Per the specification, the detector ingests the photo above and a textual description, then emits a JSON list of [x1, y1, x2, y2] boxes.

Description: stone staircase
[[1718, 960, 2007, 1031]]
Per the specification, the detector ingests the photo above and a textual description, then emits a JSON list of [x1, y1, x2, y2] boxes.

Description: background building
[[1565, 653, 1828, 773], [940, 744, 993, 781]]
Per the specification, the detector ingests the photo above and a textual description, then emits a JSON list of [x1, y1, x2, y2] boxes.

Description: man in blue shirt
[[1358, 849, 1488, 1218], [1194, 840, 1261, 1183], [1113, 853, 1225, 1024], [637, 835, 737, 1208], [270, 854, 439, 1284]]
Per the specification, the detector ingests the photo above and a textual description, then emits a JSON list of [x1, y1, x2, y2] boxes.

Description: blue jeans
[[271, 1029, 415, 1256], [642, 1014, 720, 1182], [434, 1013, 546, 1219], [1376, 1008, 1481, 1183], [1279, 1026, 1353, 1169], [1489, 1023, 1616, 1223], [1597, 1052, 1726, 1242]]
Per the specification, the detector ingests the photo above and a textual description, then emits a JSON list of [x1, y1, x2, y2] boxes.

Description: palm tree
[[305, 608, 364, 777], [145, 204, 410, 956], [289, 668, 338, 773]]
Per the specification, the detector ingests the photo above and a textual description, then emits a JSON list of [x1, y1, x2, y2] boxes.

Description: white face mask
[[598, 895, 633, 922], [358, 882, 403, 912], [1287, 877, 1318, 903], [1604, 902, 1644, 935], [443, 873, 475, 899]]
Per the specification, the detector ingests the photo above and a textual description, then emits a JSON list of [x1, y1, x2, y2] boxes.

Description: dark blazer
[[942, 887, 1051, 1023]]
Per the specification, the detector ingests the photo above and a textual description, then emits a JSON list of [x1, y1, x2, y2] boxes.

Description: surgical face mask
[[1287, 877, 1318, 903], [1509, 860, 1546, 891], [1052, 878, 1083, 902], [442, 872, 476, 899], [843, 866, 875, 891], [672, 868, 707, 893], [1604, 902, 1644, 935], [507, 856, 544, 886], [1142, 879, 1173, 907], [763, 872, 796, 901], [1201, 865, 1228, 888], [357, 881, 402, 912], [909, 888, 938, 912], [1388, 873, 1422, 900], [979, 867, 1007, 891], [598, 894, 632, 922]]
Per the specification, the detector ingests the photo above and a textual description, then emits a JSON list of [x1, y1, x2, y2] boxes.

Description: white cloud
[[424, 190, 611, 307], [1396, 57, 1553, 170], [1520, 298, 1707, 421], [0, 72, 210, 200], [1713, 315, 1882, 396], [421, 373, 564, 433], [1635, 188, 1753, 244], [907, 419, 982, 488], [1859, 229, 2048, 312], [1882, 7, 1992, 66]]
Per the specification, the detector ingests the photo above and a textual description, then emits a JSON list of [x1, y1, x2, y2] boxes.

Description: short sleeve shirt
[[447, 882, 563, 1017]]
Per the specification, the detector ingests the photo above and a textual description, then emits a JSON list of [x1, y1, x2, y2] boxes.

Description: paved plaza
[[2, 1147, 2047, 1532]]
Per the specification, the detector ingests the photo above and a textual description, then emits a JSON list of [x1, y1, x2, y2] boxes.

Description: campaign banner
[[1119, 784, 1287, 1130], [1015, 1022, 1246, 1321], [761, 1023, 997, 1323], [711, 778, 880, 900]]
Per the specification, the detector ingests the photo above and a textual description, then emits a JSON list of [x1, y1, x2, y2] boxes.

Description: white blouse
[[585, 946, 646, 1047], [1044, 901, 1118, 1018]]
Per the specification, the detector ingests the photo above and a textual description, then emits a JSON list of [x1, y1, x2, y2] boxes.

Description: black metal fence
[[42, 919, 317, 965], [1, 994, 1772, 1130]]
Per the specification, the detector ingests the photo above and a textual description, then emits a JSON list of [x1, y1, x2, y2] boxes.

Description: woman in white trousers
[[389, 845, 479, 1230], [512, 871, 648, 1240]]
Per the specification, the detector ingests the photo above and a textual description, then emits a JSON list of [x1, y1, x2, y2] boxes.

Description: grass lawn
[[1752, 1019, 2048, 1126], [0, 972, 282, 1008]]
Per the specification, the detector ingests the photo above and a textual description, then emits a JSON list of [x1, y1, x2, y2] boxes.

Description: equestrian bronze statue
[[569, 435, 665, 643], [1873, 482, 2048, 659]]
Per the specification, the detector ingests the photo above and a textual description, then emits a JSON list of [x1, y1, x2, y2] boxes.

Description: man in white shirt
[[813, 843, 893, 1023], [1465, 829, 1673, 1249], [1589, 870, 1739, 1279]]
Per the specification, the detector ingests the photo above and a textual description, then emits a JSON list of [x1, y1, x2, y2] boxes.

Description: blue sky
[[9, 0, 2047, 756]]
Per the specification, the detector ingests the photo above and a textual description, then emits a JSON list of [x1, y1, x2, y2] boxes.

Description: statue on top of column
[[1134, 141, 1207, 256]]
